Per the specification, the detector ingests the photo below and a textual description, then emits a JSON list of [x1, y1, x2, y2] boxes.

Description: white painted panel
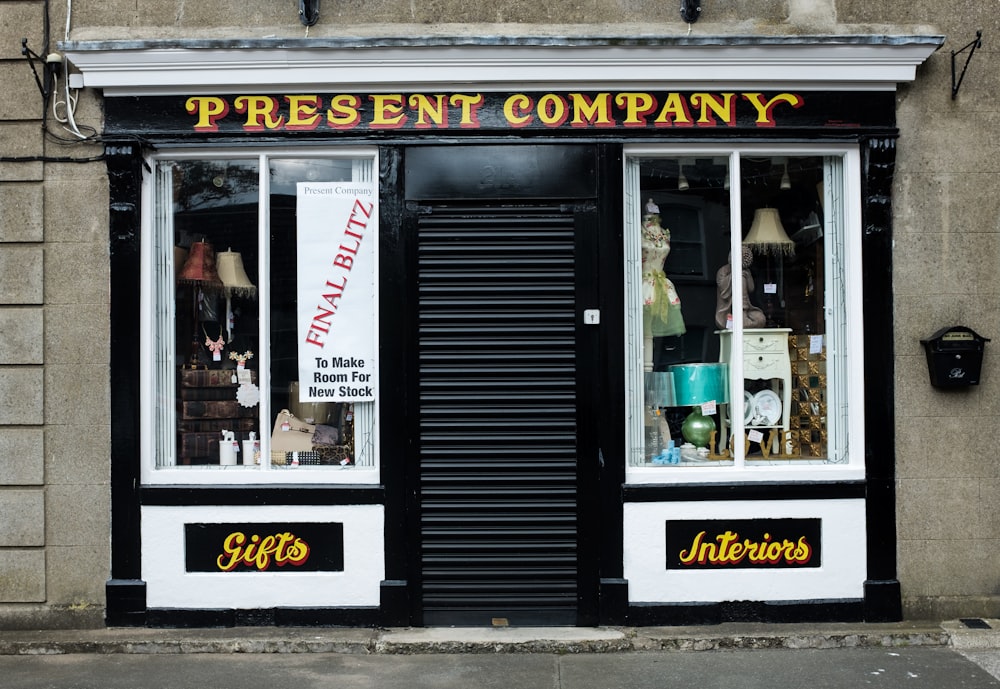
[[624, 499, 865, 602], [142, 504, 384, 608]]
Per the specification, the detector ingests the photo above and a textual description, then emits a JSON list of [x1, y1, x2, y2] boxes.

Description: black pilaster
[[596, 143, 627, 625], [105, 143, 147, 626], [378, 147, 413, 626], [860, 135, 902, 622]]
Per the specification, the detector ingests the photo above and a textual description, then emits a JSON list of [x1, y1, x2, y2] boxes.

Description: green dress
[[641, 212, 686, 338]]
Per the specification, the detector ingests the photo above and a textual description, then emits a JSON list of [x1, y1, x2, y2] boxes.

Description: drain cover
[[960, 618, 992, 629]]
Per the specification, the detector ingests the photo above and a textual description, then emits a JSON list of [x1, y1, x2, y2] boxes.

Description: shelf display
[[632, 153, 834, 467], [152, 156, 378, 473]]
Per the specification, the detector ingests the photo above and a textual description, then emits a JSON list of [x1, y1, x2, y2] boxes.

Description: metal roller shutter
[[416, 203, 580, 626]]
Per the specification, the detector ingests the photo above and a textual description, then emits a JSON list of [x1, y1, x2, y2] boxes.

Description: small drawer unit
[[717, 328, 792, 451]]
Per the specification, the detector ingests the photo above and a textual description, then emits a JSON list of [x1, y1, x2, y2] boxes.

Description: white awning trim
[[61, 35, 944, 96]]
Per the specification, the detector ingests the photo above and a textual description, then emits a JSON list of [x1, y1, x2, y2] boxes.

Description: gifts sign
[[296, 182, 377, 402]]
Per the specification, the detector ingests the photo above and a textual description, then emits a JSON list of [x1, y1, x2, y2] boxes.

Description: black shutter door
[[416, 203, 581, 626]]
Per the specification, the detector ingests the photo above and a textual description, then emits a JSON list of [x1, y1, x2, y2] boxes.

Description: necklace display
[[202, 324, 225, 361], [642, 199, 669, 246]]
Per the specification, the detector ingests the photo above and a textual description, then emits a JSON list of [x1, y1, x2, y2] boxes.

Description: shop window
[[142, 151, 379, 483], [624, 147, 862, 480]]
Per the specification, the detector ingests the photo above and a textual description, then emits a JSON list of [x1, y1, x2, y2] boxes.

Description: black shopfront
[[91, 60, 923, 626]]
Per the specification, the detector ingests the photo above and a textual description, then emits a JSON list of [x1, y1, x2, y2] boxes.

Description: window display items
[[743, 207, 795, 255], [670, 362, 728, 450], [177, 240, 225, 368], [241, 431, 260, 465], [644, 371, 676, 408], [715, 246, 766, 329], [643, 371, 676, 464], [216, 249, 257, 343], [641, 199, 685, 371], [203, 324, 225, 362], [752, 389, 782, 426], [219, 430, 239, 465], [742, 208, 794, 327]]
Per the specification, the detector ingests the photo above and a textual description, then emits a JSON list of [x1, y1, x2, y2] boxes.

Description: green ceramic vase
[[681, 407, 716, 448]]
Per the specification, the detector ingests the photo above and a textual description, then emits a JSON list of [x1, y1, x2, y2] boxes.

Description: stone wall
[[0, 0, 107, 629], [873, 10, 1000, 619]]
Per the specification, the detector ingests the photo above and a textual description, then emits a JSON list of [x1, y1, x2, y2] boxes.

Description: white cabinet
[[717, 328, 791, 451]]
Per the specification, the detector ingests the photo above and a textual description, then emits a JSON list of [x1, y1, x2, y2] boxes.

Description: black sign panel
[[184, 522, 344, 573], [665, 518, 821, 570], [105, 91, 896, 138]]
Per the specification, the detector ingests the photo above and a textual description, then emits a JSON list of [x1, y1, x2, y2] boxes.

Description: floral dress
[[641, 202, 686, 338]]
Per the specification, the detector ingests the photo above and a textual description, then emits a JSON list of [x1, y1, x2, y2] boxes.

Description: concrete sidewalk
[[0, 619, 995, 655]]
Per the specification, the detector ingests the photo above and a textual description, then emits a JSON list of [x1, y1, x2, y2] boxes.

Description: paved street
[[0, 647, 998, 689]]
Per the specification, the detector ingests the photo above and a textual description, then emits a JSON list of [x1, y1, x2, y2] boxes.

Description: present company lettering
[[184, 92, 805, 132]]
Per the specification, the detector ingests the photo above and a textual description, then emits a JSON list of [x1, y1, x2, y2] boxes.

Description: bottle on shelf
[[644, 406, 661, 463]]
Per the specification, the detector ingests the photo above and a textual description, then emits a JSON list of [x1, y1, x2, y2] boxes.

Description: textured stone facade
[[0, 0, 994, 626]]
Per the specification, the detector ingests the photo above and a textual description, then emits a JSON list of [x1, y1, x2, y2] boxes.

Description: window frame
[[139, 146, 381, 486], [623, 143, 865, 484]]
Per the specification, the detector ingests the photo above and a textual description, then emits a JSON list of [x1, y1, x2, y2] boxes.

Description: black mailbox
[[920, 326, 990, 388]]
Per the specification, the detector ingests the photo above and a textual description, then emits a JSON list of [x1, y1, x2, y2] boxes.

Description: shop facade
[[50, 36, 943, 627]]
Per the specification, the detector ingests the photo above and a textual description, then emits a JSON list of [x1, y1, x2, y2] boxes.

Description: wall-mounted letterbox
[[920, 326, 990, 388]]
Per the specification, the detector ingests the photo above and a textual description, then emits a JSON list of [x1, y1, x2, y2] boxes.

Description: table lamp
[[216, 249, 257, 343], [178, 240, 223, 368], [743, 207, 794, 255], [643, 371, 676, 409], [669, 363, 729, 449]]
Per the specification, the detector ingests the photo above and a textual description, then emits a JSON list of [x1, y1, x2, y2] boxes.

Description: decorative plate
[[752, 389, 782, 426], [743, 391, 755, 425]]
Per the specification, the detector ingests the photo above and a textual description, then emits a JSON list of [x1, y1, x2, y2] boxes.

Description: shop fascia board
[[61, 35, 944, 96]]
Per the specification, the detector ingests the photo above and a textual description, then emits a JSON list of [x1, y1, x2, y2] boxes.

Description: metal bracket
[[299, 0, 319, 26], [951, 30, 983, 100], [680, 0, 701, 23], [20, 39, 49, 100]]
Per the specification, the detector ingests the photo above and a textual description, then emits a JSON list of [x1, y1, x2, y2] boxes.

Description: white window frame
[[139, 146, 381, 486], [623, 143, 865, 484]]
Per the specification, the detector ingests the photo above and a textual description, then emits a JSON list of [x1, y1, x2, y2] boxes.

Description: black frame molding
[[106, 142, 146, 627], [860, 136, 902, 622]]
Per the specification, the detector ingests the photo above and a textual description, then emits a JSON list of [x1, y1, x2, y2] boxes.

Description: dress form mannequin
[[641, 200, 686, 371], [715, 245, 767, 329]]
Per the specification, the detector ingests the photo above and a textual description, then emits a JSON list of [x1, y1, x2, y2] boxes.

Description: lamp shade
[[216, 250, 257, 298], [670, 363, 729, 406], [177, 240, 223, 289], [644, 371, 676, 408], [173, 246, 188, 280], [743, 208, 794, 255]]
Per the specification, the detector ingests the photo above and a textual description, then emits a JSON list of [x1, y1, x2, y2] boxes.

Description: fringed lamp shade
[[216, 250, 257, 299], [177, 240, 223, 290], [743, 208, 795, 256]]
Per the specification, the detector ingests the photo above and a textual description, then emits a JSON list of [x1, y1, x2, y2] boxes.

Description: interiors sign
[[105, 91, 894, 135], [184, 522, 345, 573], [665, 519, 820, 570]]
